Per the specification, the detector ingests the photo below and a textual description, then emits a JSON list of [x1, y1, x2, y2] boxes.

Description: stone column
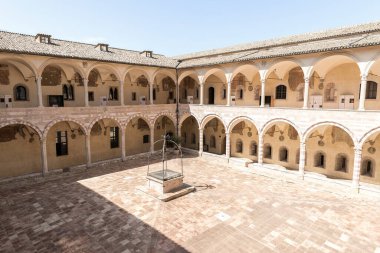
[[258, 133, 264, 164], [200, 82, 204, 105], [302, 78, 310, 109], [298, 141, 306, 179], [150, 127, 154, 152], [352, 148, 362, 191], [84, 78, 89, 107], [225, 132, 230, 158], [150, 83, 154, 105], [260, 78, 265, 107], [199, 128, 204, 154], [36, 76, 43, 107], [227, 81, 231, 106], [40, 138, 48, 175], [120, 80, 125, 106], [358, 74, 367, 111], [85, 133, 91, 167], [121, 127, 126, 161]]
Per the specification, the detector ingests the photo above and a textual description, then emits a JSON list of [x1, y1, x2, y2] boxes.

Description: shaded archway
[[153, 72, 176, 104], [179, 76, 200, 104], [304, 124, 354, 180], [203, 117, 226, 155], [180, 115, 199, 150], [154, 116, 176, 151], [90, 118, 122, 162], [46, 121, 86, 170], [0, 124, 41, 178], [125, 117, 151, 156], [229, 119, 259, 161], [262, 121, 300, 170]]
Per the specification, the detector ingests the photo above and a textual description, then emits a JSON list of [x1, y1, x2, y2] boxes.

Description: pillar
[[225, 132, 230, 158], [84, 78, 89, 107], [121, 127, 126, 161], [120, 80, 125, 106], [298, 141, 306, 179], [258, 133, 264, 164], [352, 148, 362, 191], [358, 74, 367, 111], [150, 127, 154, 152], [150, 83, 154, 105], [302, 78, 310, 109], [260, 78, 265, 107], [199, 128, 204, 154], [227, 81, 231, 106], [200, 82, 204, 105], [40, 138, 48, 175], [36, 76, 43, 107], [85, 133, 91, 167]]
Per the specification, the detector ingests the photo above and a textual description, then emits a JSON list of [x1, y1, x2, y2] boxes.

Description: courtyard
[[0, 155, 380, 253]]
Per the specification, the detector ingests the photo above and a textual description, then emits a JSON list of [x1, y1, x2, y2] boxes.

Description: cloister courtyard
[[0, 155, 379, 253]]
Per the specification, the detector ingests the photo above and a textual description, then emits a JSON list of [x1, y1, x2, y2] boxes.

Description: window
[[250, 141, 257, 156], [275, 85, 287, 99], [153, 88, 156, 100], [222, 89, 226, 99], [15, 85, 27, 101], [196, 88, 199, 99], [366, 81, 377, 99], [236, 139, 243, 153], [56, 131, 68, 156], [191, 133, 196, 144], [169, 91, 174, 100], [335, 154, 348, 172], [88, 92, 94, 101], [279, 147, 288, 162], [63, 84, 74, 100], [143, 135, 150, 144], [238, 89, 243, 99], [132, 92, 137, 101], [264, 144, 272, 159], [361, 159, 375, 177], [113, 88, 118, 101], [110, 127, 119, 148], [314, 152, 325, 168], [210, 135, 216, 148]]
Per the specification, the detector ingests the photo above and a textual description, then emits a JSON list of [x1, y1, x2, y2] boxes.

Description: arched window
[[279, 147, 288, 162], [63, 85, 69, 100], [236, 139, 243, 153], [264, 144, 272, 159], [250, 141, 257, 156], [109, 87, 114, 100], [15, 85, 27, 101], [366, 81, 377, 99], [68, 85, 74, 100], [239, 89, 243, 99], [361, 158, 375, 177], [276, 85, 287, 99], [314, 152, 325, 168], [335, 153, 348, 172], [153, 88, 156, 100], [191, 133, 196, 144], [210, 135, 216, 148]]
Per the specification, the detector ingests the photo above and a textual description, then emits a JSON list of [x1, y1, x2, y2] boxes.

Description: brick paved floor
[[1, 156, 380, 253]]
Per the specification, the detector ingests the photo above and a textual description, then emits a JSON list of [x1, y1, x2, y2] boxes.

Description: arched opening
[[90, 119, 121, 162], [86, 67, 120, 106], [208, 87, 215, 105], [154, 116, 175, 150], [263, 144, 272, 159], [275, 85, 287, 99], [305, 125, 354, 180], [230, 119, 258, 161], [123, 69, 150, 105], [230, 65, 261, 106], [153, 74, 176, 104], [14, 84, 28, 101], [361, 131, 380, 184], [181, 116, 199, 150], [262, 122, 300, 169], [46, 121, 86, 170], [203, 117, 226, 155], [0, 124, 41, 178], [179, 76, 200, 104], [125, 118, 151, 156]]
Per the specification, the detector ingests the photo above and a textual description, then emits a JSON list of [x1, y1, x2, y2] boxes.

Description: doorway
[[208, 87, 215, 104]]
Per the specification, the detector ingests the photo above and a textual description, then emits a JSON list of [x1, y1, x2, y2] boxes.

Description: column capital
[[260, 78, 265, 83], [304, 77, 310, 83], [39, 137, 47, 143], [361, 74, 367, 81], [36, 76, 42, 81], [354, 148, 362, 154]]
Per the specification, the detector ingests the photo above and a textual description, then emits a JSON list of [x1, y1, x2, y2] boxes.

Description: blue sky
[[0, 0, 379, 56]]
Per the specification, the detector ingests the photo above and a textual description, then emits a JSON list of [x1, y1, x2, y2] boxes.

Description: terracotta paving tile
[[1, 156, 380, 252]]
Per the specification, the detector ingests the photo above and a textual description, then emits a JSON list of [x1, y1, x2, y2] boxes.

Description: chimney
[[35, 34, 51, 44]]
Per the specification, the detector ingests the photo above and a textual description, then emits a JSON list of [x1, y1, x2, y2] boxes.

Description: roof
[[1, 21, 380, 70], [175, 21, 380, 68], [0, 31, 179, 68]]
